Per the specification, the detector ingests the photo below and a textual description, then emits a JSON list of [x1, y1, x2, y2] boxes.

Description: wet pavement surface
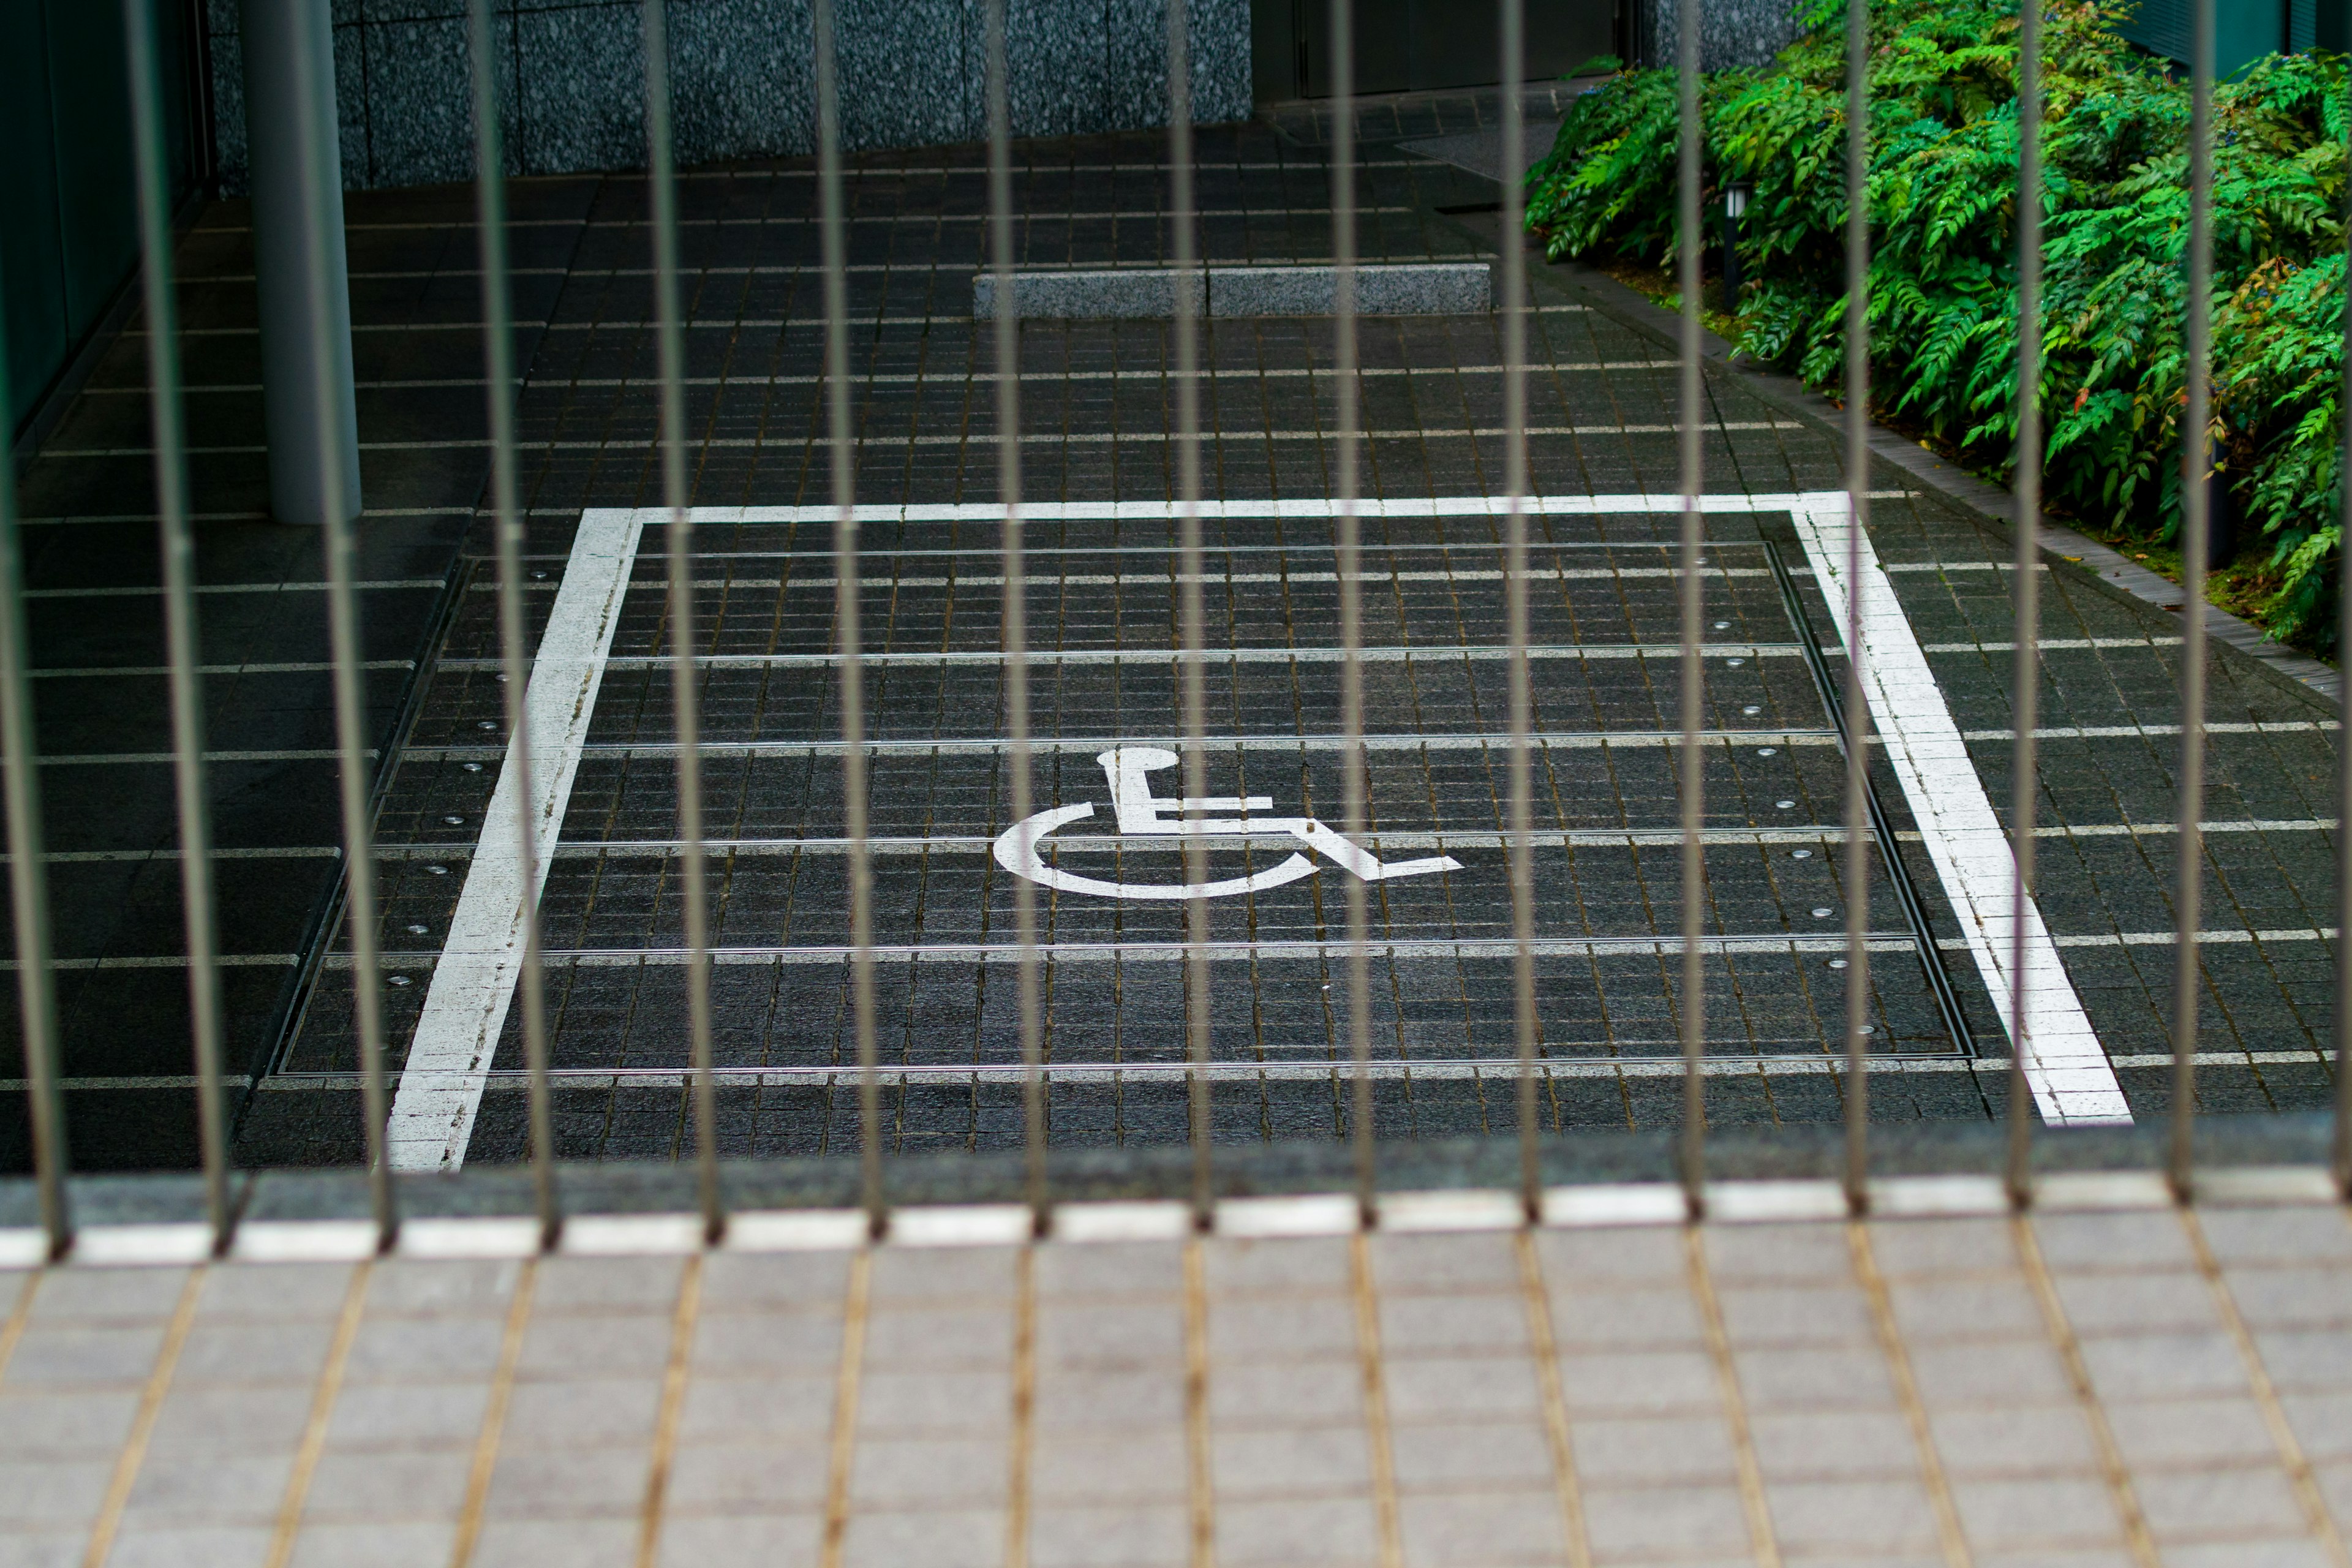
[[7, 90, 2337, 1174]]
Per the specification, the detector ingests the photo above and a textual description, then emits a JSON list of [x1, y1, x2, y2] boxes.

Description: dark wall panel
[[2, 0, 203, 441], [1283, 0, 1618, 99], [1, 0, 70, 432]]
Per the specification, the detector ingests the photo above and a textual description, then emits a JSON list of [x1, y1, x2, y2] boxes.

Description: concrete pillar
[[238, 0, 361, 528]]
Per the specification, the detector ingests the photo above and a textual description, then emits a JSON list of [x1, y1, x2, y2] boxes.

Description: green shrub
[[1525, 1, 2351, 650]]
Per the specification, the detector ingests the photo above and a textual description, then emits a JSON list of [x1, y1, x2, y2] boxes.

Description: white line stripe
[[31, 660, 413, 678], [525, 827, 1870, 853], [140, 306, 1597, 340], [39, 749, 372, 766], [245, 1045, 2348, 1093], [284, 1053, 1962, 1087], [1792, 492, 2132, 1126], [0, 954, 295, 970], [1962, 722, 2336, 741], [22, 579, 443, 598], [349, 935, 1923, 967], [346, 818, 2345, 857], [2029, 819, 2337, 838], [2046, 927, 2337, 948], [547, 643, 1803, 670], [1880, 562, 2041, 573], [128, 361, 1684, 393], [48, 423, 1808, 458], [468, 567, 1782, 590], [404, 730, 1849, 759], [386, 508, 643, 1172], [1919, 638, 2184, 654], [662, 492, 1913, 526]]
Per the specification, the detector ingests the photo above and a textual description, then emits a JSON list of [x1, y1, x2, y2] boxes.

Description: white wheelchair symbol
[[991, 746, 1463, 901]]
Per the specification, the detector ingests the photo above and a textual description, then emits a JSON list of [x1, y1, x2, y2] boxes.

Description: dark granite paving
[[10, 95, 2337, 1177]]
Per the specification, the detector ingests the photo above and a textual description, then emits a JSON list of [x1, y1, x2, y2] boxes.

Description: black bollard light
[[1720, 181, 1751, 314]]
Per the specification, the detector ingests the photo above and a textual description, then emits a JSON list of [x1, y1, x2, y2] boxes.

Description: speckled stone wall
[[205, 0, 1253, 193], [1638, 0, 1804, 71]]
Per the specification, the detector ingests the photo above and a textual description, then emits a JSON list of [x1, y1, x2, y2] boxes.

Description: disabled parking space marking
[[993, 745, 1461, 900], [390, 490, 2129, 1168]]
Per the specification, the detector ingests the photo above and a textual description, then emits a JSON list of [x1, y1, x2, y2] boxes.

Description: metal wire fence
[[0, 0, 2340, 1256]]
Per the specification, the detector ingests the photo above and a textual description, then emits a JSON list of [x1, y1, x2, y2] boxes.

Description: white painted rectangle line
[[1791, 492, 2132, 1126], [387, 508, 644, 1172]]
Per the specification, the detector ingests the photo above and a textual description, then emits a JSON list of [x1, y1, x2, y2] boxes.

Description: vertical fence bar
[[1167, 0, 1214, 1231], [1673, 0, 1708, 1217], [288, 0, 395, 1248], [1498, 0, 1542, 1221], [2337, 72, 2352, 1202], [470, 0, 560, 1246], [2169, 0, 2214, 1200], [2004, 0, 2046, 1207], [984, 0, 1049, 1234], [813, 0, 883, 1238], [126, 0, 230, 1251], [1330, 0, 1377, 1226], [644, 0, 723, 1242], [1837, 0, 1874, 1213], [0, 300, 68, 1258]]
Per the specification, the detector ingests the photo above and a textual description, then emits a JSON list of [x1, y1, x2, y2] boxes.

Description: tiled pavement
[[7, 89, 2342, 1173], [4, 1182, 2352, 1566]]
